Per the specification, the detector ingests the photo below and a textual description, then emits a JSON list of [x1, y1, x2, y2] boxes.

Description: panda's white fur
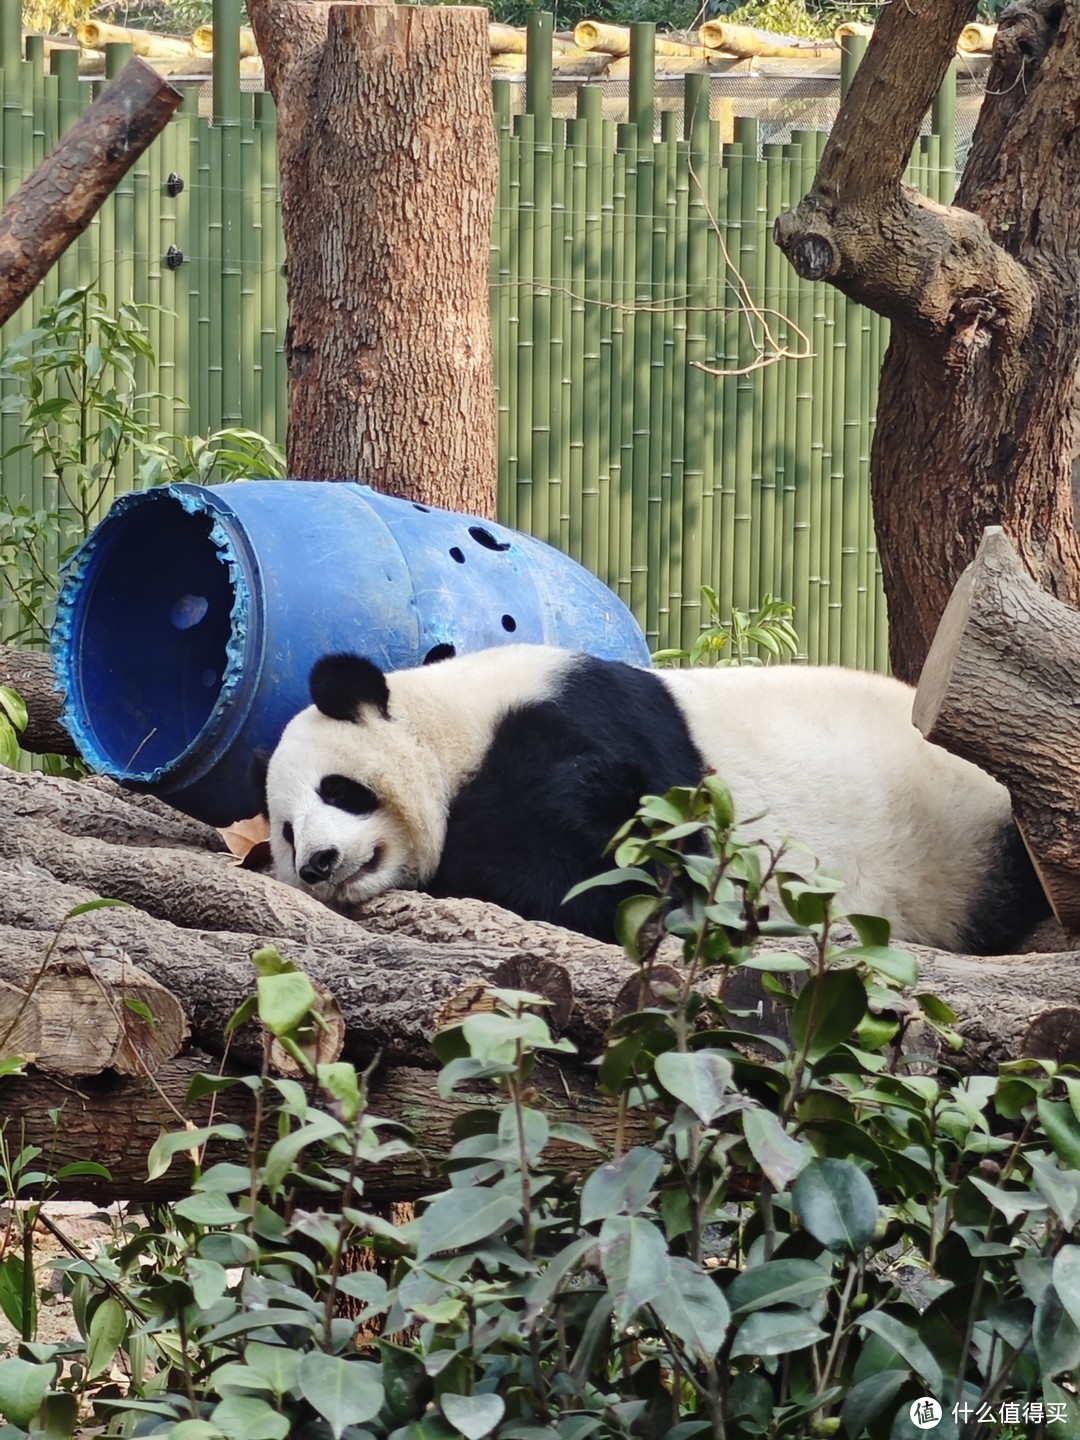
[[264, 645, 1048, 952]]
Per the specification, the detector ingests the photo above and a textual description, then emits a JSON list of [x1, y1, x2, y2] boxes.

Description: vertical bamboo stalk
[[615, 120, 637, 609], [668, 114, 690, 653], [503, 109, 522, 530], [239, 90, 259, 432], [515, 109, 535, 537], [578, 87, 605, 580], [658, 110, 682, 652], [214, 0, 243, 429], [648, 89, 670, 649], [734, 117, 760, 619], [550, 114, 569, 552], [629, 111, 652, 631], [597, 114, 616, 589], [492, 78, 513, 525], [526, 15, 554, 545], [681, 73, 709, 650], [714, 131, 737, 627], [761, 141, 785, 611]]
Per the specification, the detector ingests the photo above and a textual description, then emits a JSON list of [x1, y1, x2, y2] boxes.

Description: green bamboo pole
[[628, 108, 652, 630], [214, 0, 243, 429], [550, 114, 569, 552], [794, 132, 821, 663], [526, 14, 555, 545], [648, 91, 671, 649], [597, 115, 616, 589], [133, 85, 158, 430], [659, 110, 682, 652], [614, 120, 637, 608], [841, 282, 863, 667], [578, 85, 604, 583], [668, 116, 690, 653], [761, 140, 783, 612], [238, 89, 259, 432], [514, 109, 535, 537], [713, 128, 736, 628], [681, 73, 709, 650], [493, 78, 513, 524], [526, 17, 555, 539], [733, 117, 760, 620], [566, 103, 586, 568], [777, 148, 800, 635], [100, 45, 134, 322], [206, 121, 223, 432], [189, 88, 211, 439], [629, 22, 654, 141], [503, 112, 521, 529], [157, 98, 179, 459], [50, 51, 86, 297]]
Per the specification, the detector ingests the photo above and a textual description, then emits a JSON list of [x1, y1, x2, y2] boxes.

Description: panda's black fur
[[262, 645, 1050, 953]]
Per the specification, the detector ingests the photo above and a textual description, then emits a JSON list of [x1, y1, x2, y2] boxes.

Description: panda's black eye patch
[[282, 821, 295, 852], [318, 774, 380, 815]]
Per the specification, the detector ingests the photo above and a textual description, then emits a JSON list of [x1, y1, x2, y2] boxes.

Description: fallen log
[[0, 645, 75, 757], [0, 59, 182, 327], [1, 766, 1079, 1081], [914, 525, 1080, 934], [1, 1051, 654, 1205]]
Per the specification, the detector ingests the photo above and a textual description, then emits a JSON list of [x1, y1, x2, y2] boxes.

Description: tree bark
[[0, 645, 75, 756], [773, 0, 1080, 683], [0, 59, 182, 327], [913, 526, 1080, 931], [245, 0, 499, 513]]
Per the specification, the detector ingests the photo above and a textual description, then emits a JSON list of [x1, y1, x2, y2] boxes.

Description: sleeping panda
[[261, 645, 1050, 953]]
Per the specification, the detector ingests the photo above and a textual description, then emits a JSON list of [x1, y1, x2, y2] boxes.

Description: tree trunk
[[245, 0, 498, 514], [773, 0, 1080, 683], [0, 59, 182, 327], [913, 526, 1080, 932]]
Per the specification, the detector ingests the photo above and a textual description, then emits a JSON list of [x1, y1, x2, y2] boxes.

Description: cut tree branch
[[0, 58, 182, 326], [0, 645, 75, 756]]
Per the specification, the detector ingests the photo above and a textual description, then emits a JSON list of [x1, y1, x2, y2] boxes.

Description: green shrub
[[2, 786, 1078, 1437]]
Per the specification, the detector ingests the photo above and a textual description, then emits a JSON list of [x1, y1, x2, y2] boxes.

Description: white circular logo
[[909, 1398, 942, 1430]]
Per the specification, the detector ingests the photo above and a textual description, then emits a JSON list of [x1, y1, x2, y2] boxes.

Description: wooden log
[[957, 22, 996, 54], [0, 645, 75, 757], [0, 1052, 655, 1204], [0, 59, 182, 327], [698, 20, 839, 60], [75, 22, 197, 58], [191, 23, 259, 56], [913, 526, 1080, 932], [0, 934, 188, 1077]]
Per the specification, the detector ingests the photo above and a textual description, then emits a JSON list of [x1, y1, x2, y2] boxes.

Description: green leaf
[[726, 1259, 831, 1317], [841, 1370, 909, 1436], [1038, 1099, 1080, 1169], [297, 1353, 384, 1438], [1053, 1247, 1080, 1333], [649, 1257, 730, 1362], [615, 894, 665, 960], [791, 969, 867, 1063], [1034, 1282, 1080, 1378], [598, 1215, 671, 1330], [855, 1311, 943, 1392], [729, 1307, 828, 1359], [741, 1108, 811, 1191], [412, 1189, 521, 1258], [86, 1295, 126, 1379], [968, 1176, 1047, 1222], [263, 1111, 345, 1192], [441, 1392, 507, 1439], [0, 685, 27, 732], [0, 1255, 33, 1335], [792, 1157, 878, 1254], [257, 970, 317, 1036], [210, 1393, 291, 1440], [1030, 1155, 1080, 1231], [317, 1061, 363, 1123], [0, 1356, 53, 1429], [844, 944, 918, 988], [580, 1146, 663, 1223], [173, 1190, 249, 1227], [654, 1051, 733, 1123], [378, 1339, 431, 1422], [563, 866, 655, 902]]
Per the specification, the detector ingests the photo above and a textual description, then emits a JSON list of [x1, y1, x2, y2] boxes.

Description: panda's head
[[264, 654, 448, 908]]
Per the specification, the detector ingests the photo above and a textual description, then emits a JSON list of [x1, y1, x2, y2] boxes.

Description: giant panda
[[261, 645, 1050, 953]]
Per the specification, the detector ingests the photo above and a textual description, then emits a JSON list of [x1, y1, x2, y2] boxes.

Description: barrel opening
[[449, 546, 465, 564], [64, 501, 236, 777], [501, 614, 517, 632], [423, 643, 457, 665]]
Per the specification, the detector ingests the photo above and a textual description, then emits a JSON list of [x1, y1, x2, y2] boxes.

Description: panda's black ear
[[310, 654, 390, 722]]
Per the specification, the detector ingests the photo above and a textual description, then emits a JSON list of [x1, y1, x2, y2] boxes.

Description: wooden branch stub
[[0, 941, 188, 1077], [1020, 1008, 1080, 1065], [913, 526, 1080, 931], [0, 59, 182, 326]]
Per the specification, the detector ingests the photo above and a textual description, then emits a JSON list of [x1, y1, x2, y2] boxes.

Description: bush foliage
[[1, 784, 1079, 1438]]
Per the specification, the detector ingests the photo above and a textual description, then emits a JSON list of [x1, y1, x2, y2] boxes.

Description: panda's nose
[[299, 848, 339, 885]]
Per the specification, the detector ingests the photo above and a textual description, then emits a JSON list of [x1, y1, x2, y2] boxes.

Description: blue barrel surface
[[53, 481, 650, 825]]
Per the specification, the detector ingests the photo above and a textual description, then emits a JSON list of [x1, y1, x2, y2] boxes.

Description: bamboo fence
[[0, 0, 962, 664]]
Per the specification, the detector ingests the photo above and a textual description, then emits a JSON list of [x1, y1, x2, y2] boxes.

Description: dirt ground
[[0, 1201, 125, 1350]]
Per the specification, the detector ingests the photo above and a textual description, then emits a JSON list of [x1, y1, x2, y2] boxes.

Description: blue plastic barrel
[[52, 481, 650, 825]]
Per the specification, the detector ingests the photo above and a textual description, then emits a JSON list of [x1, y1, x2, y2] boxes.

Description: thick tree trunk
[[773, 0, 1080, 683], [245, 0, 498, 513], [913, 526, 1080, 932], [0, 59, 182, 327]]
